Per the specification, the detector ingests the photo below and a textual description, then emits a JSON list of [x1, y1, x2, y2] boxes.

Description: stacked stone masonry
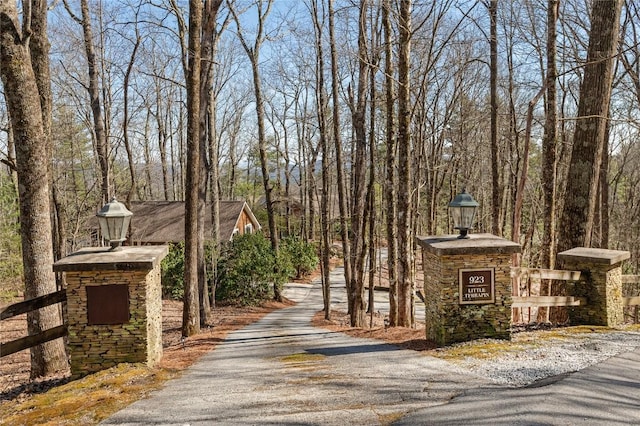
[[54, 246, 167, 377], [419, 239, 632, 346], [418, 234, 521, 346], [558, 247, 630, 327]]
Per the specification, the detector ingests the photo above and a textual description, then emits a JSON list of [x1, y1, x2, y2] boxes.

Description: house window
[[244, 223, 253, 234]]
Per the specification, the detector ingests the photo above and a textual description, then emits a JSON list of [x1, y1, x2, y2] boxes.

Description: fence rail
[[0, 289, 67, 358], [624, 297, 640, 306], [512, 296, 585, 308], [510, 267, 640, 325], [511, 267, 582, 310], [1, 289, 66, 320], [510, 267, 581, 281]]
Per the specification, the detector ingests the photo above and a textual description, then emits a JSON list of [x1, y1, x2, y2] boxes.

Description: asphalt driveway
[[103, 268, 490, 425], [104, 268, 640, 425]]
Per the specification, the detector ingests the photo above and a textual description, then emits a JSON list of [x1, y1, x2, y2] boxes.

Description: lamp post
[[448, 188, 479, 239], [96, 197, 133, 250]]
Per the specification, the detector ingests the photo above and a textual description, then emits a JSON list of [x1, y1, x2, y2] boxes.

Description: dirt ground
[[312, 310, 434, 351]]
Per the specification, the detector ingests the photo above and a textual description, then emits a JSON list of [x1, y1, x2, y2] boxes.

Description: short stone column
[[416, 233, 521, 345], [54, 246, 168, 377], [557, 247, 630, 327]]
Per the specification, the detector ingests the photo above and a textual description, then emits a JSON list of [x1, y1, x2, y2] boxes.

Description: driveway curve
[[103, 268, 491, 425]]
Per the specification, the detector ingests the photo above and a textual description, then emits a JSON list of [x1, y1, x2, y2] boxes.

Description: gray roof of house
[[128, 200, 260, 244]]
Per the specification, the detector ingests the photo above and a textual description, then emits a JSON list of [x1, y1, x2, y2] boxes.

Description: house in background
[[128, 200, 261, 245]]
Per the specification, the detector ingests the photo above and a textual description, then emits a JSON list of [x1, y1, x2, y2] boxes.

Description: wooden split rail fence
[[0, 289, 68, 358], [511, 268, 584, 308], [511, 267, 640, 322]]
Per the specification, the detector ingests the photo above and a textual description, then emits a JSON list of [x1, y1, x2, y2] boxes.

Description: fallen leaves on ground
[[312, 309, 437, 351]]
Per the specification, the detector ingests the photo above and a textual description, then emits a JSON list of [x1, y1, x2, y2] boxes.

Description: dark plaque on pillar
[[87, 284, 130, 325], [459, 268, 495, 305]]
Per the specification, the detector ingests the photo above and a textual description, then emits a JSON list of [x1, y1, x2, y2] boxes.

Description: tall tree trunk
[[328, 0, 352, 298], [557, 0, 622, 253], [230, 0, 280, 300], [366, 53, 377, 317], [541, 0, 559, 270], [196, 0, 223, 327], [383, 0, 398, 326], [397, 0, 413, 327], [123, 35, 140, 205], [348, 0, 370, 327], [599, 120, 611, 248], [155, 89, 171, 200], [183, 0, 204, 337], [142, 109, 154, 199], [123, 33, 140, 205], [32, 0, 63, 271], [489, 0, 500, 236], [538, 0, 559, 323], [1, 0, 68, 378], [209, 89, 220, 307], [64, 0, 111, 203], [311, 0, 331, 319]]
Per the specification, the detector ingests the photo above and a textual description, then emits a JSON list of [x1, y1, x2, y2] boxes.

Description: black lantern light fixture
[[448, 188, 479, 239], [96, 197, 133, 250]]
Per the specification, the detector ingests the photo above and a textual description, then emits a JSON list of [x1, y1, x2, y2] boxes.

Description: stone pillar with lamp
[[417, 189, 521, 345], [54, 198, 168, 377]]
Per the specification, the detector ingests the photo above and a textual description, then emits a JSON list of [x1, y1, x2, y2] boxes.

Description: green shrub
[[280, 236, 319, 278], [160, 234, 314, 305], [161, 243, 185, 300], [216, 233, 291, 306]]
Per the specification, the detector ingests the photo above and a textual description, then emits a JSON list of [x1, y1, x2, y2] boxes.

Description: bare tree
[[309, 0, 332, 318], [0, 0, 68, 378], [198, 0, 224, 325], [382, 0, 398, 326], [183, 0, 204, 336], [539, 0, 559, 268], [557, 0, 623, 252], [328, 0, 352, 301], [63, 0, 110, 203], [122, 19, 141, 205], [348, 0, 371, 327], [396, 0, 413, 327], [488, 0, 501, 236], [229, 0, 283, 301]]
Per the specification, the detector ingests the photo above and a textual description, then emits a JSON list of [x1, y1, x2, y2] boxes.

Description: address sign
[[459, 268, 495, 305]]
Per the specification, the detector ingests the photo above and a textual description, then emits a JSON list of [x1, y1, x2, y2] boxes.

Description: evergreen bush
[[216, 233, 291, 305], [280, 236, 319, 278], [161, 243, 185, 300], [159, 233, 317, 305]]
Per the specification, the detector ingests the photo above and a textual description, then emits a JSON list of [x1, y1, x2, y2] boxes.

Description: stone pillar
[[416, 233, 521, 345], [557, 247, 630, 327], [54, 246, 168, 377]]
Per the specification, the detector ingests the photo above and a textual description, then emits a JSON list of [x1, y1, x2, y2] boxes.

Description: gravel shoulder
[[434, 326, 640, 387]]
